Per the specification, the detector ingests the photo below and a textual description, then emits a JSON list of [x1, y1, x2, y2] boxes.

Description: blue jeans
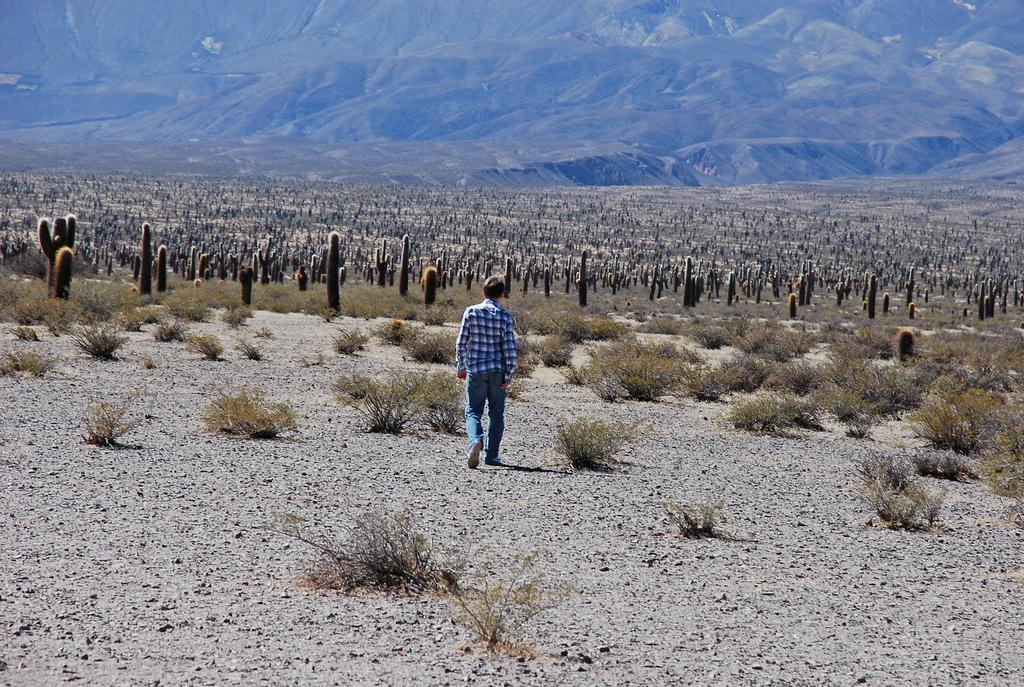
[[465, 371, 506, 462]]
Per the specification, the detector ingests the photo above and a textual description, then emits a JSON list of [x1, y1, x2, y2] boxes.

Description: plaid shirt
[[455, 299, 518, 382]]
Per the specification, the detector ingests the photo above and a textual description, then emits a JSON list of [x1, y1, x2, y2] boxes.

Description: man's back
[[455, 299, 518, 381]]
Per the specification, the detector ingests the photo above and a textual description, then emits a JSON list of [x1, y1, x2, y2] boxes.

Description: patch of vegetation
[[12, 326, 39, 341], [375, 318, 417, 345], [729, 392, 824, 435], [153, 319, 188, 342], [334, 372, 423, 434], [333, 329, 369, 355], [735, 323, 813, 362], [221, 306, 253, 329], [858, 455, 945, 531], [72, 325, 128, 360], [235, 339, 263, 361], [582, 337, 699, 401], [402, 330, 456, 365], [912, 452, 977, 481], [187, 334, 225, 361], [202, 388, 298, 439], [553, 417, 647, 471], [83, 398, 140, 447], [662, 500, 729, 539], [910, 389, 1002, 455], [536, 334, 574, 367], [0, 350, 57, 377], [267, 511, 459, 595], [415, 372, 463, 434]]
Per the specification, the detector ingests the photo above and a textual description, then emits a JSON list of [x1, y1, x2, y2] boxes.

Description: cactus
[[682, 256, 694, 308], [239, 266, 253, 306], [882, 292, 890, 314], [38, 216, 76, 298], [422, 265, 439, 305], [896, 327, 915, 360], [906, 266, 915, 306], [504, 257, 513, 298], [296, 264, 308, 291], [376, 238, 387, 287], [727, 271, 736, 306], [258, 244, 271, 285], [188, 245, 198, 281], [578, 250, 588, 308], [788, 292, 797, 319], [908, 301, 916, 320], [399, 234, 411, 296], [867, 274, 877, 319], [156, 245, 168, 292], [326, 231, 341, 312], [139, 223, 153, 296], [53, 247, 73, 300]]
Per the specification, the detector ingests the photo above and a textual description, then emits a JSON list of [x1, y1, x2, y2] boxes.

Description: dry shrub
[[339, 284, 421, 321], [729, 392, 824, 435], [1008, 501, 1024, 530], [764, 359, 824, 396], [685, 318, 747, 349], [554, 417, 647, 471], [72, 325, 128, 360], [375, 318, 416, 345], [735, 323, 812, 362], [70, 281, 137, 324], [662, 500, 728, 539], [526, 309, 626, 343], [858, 455, 945, 531], [831, 326, 895, 361], [13, 326, 39, 341], [202, 388, 297, 439], [537, 334, 574, 367], [910, 389, 1002, 455], [0, 350, 57, 377], [335, 372, 422, 434], [415, 372, 463, 434], [684, 354, 772, 402], [912, 452, 977, 481], [267, 511, 459, 594], [254, 326, 275, 339], [824, 357, 923, 417], [418, 306, 451, 326], [583, 337, 698, 402], [153, 319, 187, 342], [819, 388, 876, 438], [402, 330, 456, 365], [235, 339, 263, 361], [221, 306, 252, 329], [163, 291, 212, 322], [83, 398, 140, 447], [333, 329, 369, 355], [141, 356, 157, 369], [983, 422, 1024, 498], [562, 365, 587, 386], [914, 331, 1022, 394], [187, 334, 224, 361], [450, 550, 569, 653]]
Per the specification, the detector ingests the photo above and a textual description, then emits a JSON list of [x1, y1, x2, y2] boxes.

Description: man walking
[[455, 275, 518, 469]]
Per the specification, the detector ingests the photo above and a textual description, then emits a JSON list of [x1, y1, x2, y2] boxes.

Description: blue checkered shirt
[[455, 299, 518, 382]]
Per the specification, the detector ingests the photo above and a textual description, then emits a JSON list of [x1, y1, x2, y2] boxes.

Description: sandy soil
[[2, 310, 1023, 686]]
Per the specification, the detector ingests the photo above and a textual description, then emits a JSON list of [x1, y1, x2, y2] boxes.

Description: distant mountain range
[[1, 1, 1023, 185]]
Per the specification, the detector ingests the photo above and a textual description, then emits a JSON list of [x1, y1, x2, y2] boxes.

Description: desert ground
[[2, 179, 1023, 686]]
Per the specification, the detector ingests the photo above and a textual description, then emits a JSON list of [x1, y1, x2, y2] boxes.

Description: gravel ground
[[2, 311, 1022, 686]]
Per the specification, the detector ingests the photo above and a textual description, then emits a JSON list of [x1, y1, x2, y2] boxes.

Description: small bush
[[450, 551, 569, 653], [418, 306, 451, 327], [72, 325, 128, 360], [254, 326, 275, 339], [912, 452, 977, 481], [983, 425, 1024, 497], [765, 360, 824, 396], [141, 356, 157, 369], [685, 319, 746, 349], [187, 334, 225, 361], [638, 317, 685, 335], [13, 326, 38, 341], [562, 365, 587, 386], [402, 330, 456, 365], [164, 292, 212, 322], [235, 339, 263, 361], [662, 500, 728, 539], [911, 389, 1002, 455], [736, 323, 812, 362], [825, 357, 924, 417], [1008, 501, 1024, 530], [820, 388, 876, 438], [858, 455, 945, 531], [221, 306, 253, 329], [375, 318, 416, 345], [414, 372, 463, 434], [153, 319, 188, 342], [267, 511, 459, 594], [0, 350, 57, 377], [537, 334, 574, 367], [832, 326, 895, 361], [553, 417, 646, 471], [333, 329, 369, 355], [335, 372, 423, 434], [83, 399, 140, 447], [583, 337, 699, 402], [202, 388, 297, 439], [729, 392, 824, 435], [684, 354, 773, 402]]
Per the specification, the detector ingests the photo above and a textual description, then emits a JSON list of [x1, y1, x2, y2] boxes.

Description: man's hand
[[457, 370, 467, 380], [500, 380, 510, 390]]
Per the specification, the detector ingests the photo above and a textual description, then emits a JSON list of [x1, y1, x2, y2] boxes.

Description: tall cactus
[[399, 234, 411, 296], [53, 247, 73, 300], [683, 256, 694, 308], [139, 223, 153, 296], [327, 231, 341, 312], [504, 257, 513, 298], [788, 292, 797, 319], [867, 274, 877, 319], [38, 216, 76, 298], [423, 266, 439, 306], [239, 266, 253, 306], [578, 250, 588, 308], [296, 264, 308, 291], [156, 245, 168, 292]]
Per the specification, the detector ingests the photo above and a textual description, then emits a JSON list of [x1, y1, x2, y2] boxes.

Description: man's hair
[[482, 275, 505, 300]]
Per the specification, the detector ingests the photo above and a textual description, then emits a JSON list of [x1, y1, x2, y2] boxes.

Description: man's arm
[[502, 313, 518, 384], [455, 308, 472, 377]]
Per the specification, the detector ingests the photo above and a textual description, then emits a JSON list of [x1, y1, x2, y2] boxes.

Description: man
[[455, 275, 518, 469]]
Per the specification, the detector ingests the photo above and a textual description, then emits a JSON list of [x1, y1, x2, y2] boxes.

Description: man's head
[[482, 276, 505, 301]]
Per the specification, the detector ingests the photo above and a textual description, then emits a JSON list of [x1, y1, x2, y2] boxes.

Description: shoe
[[483, 455, 503, 467], [467, 439, 483, 469]]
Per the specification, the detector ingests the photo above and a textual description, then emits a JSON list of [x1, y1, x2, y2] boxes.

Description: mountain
[[1, 1, 1022, 185]]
